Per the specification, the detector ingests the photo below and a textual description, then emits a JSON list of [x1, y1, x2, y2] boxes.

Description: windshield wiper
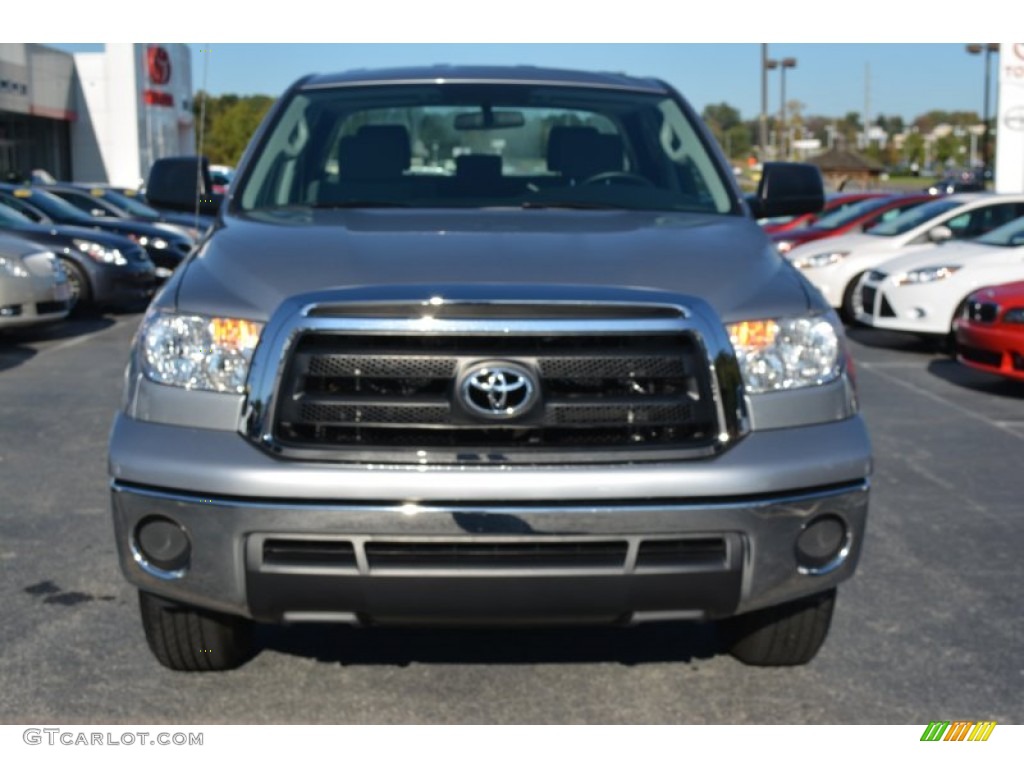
[[519, 200, 620, 210], [309, 200, 411, 209]]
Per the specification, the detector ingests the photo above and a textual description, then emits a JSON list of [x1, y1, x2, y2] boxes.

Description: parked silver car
[[0, 232, 71, 329]]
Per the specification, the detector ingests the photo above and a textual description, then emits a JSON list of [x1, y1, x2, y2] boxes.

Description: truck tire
[[138, 591, 254, 672], [723, 588, 836, 666]]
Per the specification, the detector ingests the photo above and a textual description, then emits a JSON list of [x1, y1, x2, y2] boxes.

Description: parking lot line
[[858, 360, 1023, 441]]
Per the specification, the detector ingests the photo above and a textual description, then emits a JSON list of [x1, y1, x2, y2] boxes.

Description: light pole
[[966, 43, 999, 180], [764, 57, 777, 159], [778, 58, 797, 161], [760, 45, 769, 160]]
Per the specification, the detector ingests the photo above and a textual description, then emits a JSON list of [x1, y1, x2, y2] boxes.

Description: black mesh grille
[[36, 300, 70, 315], [861, 285, 876, 315], [365, 541, 629, 570], [960, 345, 1002, 368], [967, 300, 999, 324], [272, 329, 717, 463]]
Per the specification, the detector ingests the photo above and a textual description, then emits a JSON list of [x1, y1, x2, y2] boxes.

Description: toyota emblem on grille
[[459, 362, 538, 419]]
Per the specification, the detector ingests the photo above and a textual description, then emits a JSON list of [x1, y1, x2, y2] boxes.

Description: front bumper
[[0, 273, 71, 328], [955, 320, 1024, 381], [856, 276, 955, 335], [110, 413, 871, 625], [90, 261, 158, 307]]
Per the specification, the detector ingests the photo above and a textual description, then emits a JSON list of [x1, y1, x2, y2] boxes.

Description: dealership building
[[0, 43, 194, 188]]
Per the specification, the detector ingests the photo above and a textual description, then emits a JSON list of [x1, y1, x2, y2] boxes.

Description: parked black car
[[41, 183, 209, 241], [0, 184, 193, 279], [924, 172, 987, 195], [0, 201, 156, 311]]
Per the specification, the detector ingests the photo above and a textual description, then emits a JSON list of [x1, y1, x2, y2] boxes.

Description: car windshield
[[973, 215, 1024, 248], [865, 197, 963, 237], [0, 202, 34, 226], [812, 196, 893, 231], [238, 83, 736, 214]]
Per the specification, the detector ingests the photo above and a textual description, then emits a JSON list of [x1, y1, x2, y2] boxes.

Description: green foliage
[[193, 91, 275, 166]]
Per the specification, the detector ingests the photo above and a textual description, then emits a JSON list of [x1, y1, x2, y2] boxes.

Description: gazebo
[[807, 148, 885, 192]]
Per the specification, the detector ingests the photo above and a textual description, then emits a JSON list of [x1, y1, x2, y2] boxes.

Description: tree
[[192, 92, 275, 166], [701, 103, 746, 160]]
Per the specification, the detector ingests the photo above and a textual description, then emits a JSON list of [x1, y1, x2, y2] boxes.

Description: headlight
[[139, 311, 263, 393], [892, 266, 960, 286], [727, 315, 842, 393], [791, 251, 848, 269], [73, 238, 127, 266], [0, 256, 30, 278], [1003, 308, 1024, 324], [775, 240, 795, 254]]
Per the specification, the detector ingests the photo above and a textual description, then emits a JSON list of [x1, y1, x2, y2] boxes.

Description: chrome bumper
[[111, 480, 869, 624]]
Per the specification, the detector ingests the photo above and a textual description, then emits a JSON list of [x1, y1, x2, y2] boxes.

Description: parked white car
[[784, 193, 1024, 321], [0, 232, 71, 329], [855, 215, 1024, 337]]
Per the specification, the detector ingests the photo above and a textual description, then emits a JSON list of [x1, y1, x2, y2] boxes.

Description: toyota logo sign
[[459, 362, 538, 419], [147, 46, 172, 85]]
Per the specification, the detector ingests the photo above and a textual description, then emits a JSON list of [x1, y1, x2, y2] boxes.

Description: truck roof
[[300, 65, 670, 94]]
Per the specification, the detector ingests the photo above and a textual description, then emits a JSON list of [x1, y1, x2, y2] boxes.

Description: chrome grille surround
[[240, 287, 749, 465]]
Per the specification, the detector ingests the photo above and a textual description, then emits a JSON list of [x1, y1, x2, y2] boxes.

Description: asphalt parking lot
[[0, 312, 1021, 724]]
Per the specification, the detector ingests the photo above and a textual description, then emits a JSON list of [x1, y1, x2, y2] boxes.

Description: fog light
[[795, 515, 849, 574], [132, 516, 191, 577]]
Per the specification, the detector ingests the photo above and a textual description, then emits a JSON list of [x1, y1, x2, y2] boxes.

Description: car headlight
[[727, 315, 842, 394], [775, 240, 795, 254], [791, 251, 848, 269], [139, 311, 263, 393], [0, 256, 30, 278], [73, 238, 127, 266], [892, 266, 960, 286], [1002, 308, 1024, 324]]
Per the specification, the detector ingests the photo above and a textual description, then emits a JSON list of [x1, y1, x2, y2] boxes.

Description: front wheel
[[59, 258, 91, 313], [138, 591, 255, 672], [840, 273, 867, 325], [722, 588, 836, 666]]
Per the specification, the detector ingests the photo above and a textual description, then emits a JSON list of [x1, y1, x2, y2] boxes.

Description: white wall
[[996, 43, 1024, 194], [70, 44, 194, 187]]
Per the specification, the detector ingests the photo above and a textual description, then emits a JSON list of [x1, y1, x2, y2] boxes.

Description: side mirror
[[146, 156, 224, 216], [747, 162, 825, 219], [928, 225, 953, 243]]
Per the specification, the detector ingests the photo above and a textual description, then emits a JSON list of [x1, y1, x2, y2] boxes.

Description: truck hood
[[171, 208, 815, 322]]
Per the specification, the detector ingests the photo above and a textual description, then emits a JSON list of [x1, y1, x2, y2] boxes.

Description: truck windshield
[[237, 83, 736, 215]]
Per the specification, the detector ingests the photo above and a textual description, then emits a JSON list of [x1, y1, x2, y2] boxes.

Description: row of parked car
[[0, 181, 214, 330], [3, 174, 1022, 386], [762, 190, 1024, 383]]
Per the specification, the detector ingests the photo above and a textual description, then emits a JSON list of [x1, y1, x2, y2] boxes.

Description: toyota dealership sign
[[997, 43, 1024, 193]]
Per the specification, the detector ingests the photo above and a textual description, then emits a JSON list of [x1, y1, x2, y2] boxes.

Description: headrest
[[455, 154, 503, 180], [338, 124, 411, 179], [557, 131, 624, 180], [546, 125, 599, 172]]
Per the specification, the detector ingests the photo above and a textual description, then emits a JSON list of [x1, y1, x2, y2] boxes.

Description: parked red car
[[954, 281, 1024, 382], [759, 192, 881, 234], [771, 193, 934, 254]]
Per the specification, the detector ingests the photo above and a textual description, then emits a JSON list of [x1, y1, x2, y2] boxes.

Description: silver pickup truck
[[109, 65, 871, 671]]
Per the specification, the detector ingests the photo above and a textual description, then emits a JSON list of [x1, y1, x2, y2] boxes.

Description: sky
[[50, 43, 994, 125], [30, 1, 1011, 125]]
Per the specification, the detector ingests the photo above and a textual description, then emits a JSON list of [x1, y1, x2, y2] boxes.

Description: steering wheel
[[581, 171, 655, 187]]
